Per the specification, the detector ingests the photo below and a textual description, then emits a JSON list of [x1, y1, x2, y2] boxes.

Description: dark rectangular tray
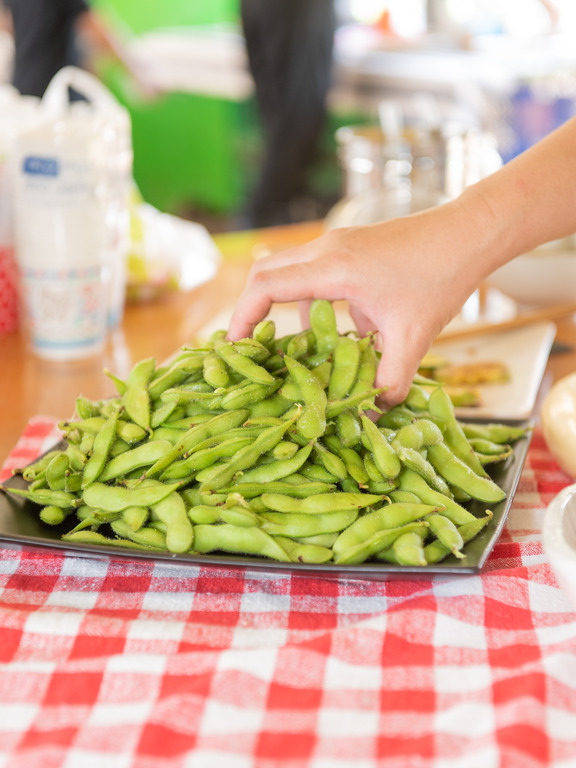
[[0, 423, 532, 580]]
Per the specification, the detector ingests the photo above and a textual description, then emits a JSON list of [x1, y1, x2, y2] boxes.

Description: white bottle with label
[[12, 67, 132, 360]]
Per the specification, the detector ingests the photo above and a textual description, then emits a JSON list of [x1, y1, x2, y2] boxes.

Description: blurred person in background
[[240, 0, 336, 228], [1, 0, 152, 98]]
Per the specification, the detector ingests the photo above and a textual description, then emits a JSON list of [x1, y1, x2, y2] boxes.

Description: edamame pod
[[151, 492, 194, 553], [193, 523, 291, 562], [82, 480, 179, 512]]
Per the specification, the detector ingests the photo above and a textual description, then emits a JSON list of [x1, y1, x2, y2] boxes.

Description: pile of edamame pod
[[2, 300, 528, 567]]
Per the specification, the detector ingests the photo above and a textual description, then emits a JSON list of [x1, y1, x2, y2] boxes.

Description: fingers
[[228, 254, 346, 341], [348, 305, 376, 338]]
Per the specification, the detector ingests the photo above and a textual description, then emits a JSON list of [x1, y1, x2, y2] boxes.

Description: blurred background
[[2, 0, 576, 234]]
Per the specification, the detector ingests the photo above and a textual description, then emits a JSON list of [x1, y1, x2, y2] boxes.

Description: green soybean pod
[[334, 521, 429, 566], [404, 383, 430, 411], [121, 505, 149, 531], [309, 299, 339, 355], [326, 388, 383, 418], [259, 509, 359, 537], [328, 335, 360, 400], [146, 408, 250, 478], [260, 491, 382, 514], [300, 463, 339, 484], [202, 351, 230, 389], [150, 400, 180, 429], [45, 452, 71, 491], [272, 441, 299, 460], [123, 356, 156, 431], [361, 414, 401, 479], [64, 471, 82, 494], [110, 519, 168, 550], [62, 529, 164, 550], [347, 338, 377, 393], [64, 444, 88, 473], [426, 443, 506, 504], [336, 409, 362, 447], [424, 511, 493, 564], [148, 354, 206, 401], [468, 437, 513, 456], [253, 319, 276, 348], [161, 435, 255, 479], [284, 355, 327, 440], [82, 408, 120, 489], [286, 329, 316, 360], [312, 360, 332, 390], [323, 435, 369, 486], [39, 505, 70, 526], [426, 513, 465, 558], [392, 442, 452, 497], [75, 395, 99, 420], [398, 468, 476, 526], [377, 405, 415, 430], [82, 480, 178, 512], [272, 535, 332, 564], [427, 387, 488, 478], [475, 448, 514, 466], [460, 422, 528, 445], [99, 440, 174, 482], [221, 381, 281, 410], [214, 339, 275, 384], [0, 484, 80, 509], [246, 393, 293, 419], [115, 420, 148, 445], [219, 480, 335, 499], [332, 502, 439, 557], [193, 524, 292, 562], [237, 442, 313, 485], [187, 505, 221, 524], [235, 338, 270, 363], [394, 419, 443, 451], [294, 532, 338, 548], [392, 530, 427, 566], [313, 443, 348, 482], [219, 505, 259, 527], [151, 492, 194, 553]]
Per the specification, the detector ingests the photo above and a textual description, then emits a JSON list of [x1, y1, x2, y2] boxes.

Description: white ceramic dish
[[485, 237, 576, 308], [542, 484, 576, 612]]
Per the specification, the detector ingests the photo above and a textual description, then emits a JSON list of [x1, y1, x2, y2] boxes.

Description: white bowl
[[542, 483, 576, 612], [485, 237, 576, 308]]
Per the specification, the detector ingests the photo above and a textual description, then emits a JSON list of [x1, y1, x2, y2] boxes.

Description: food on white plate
[[418, 354, 510, 407]]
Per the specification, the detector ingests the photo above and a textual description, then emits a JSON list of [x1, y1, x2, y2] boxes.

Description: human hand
[[228, 200, 495, 409]]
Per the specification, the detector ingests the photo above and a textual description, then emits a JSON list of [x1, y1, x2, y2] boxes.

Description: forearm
[[456, 115, 576, 277]]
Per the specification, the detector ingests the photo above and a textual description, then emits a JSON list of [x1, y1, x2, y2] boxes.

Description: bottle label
[[20, 265, 106, 356]]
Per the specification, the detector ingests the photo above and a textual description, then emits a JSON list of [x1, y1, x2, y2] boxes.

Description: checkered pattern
[[1, 418, 575, 768]]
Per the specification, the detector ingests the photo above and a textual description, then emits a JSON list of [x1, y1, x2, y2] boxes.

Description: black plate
[[0, 423, 532, 580]]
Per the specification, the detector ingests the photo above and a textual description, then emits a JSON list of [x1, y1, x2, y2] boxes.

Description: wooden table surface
[[2, 218, 575, 466]]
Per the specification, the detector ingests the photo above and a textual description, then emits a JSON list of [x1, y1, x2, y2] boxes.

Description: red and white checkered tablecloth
[[0, 417, 575, 768]]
